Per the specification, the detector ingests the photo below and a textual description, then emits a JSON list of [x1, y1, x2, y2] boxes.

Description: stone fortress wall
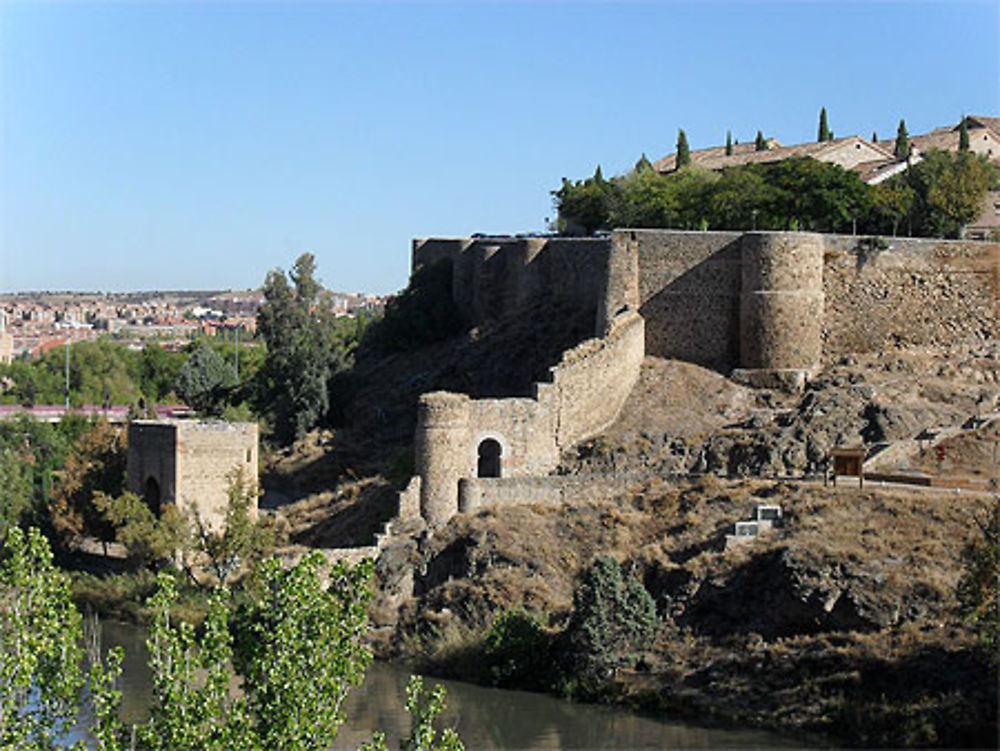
[[405, 230, 998, 528], [414, 310, 645, 527], [127, 420, 259, 531]]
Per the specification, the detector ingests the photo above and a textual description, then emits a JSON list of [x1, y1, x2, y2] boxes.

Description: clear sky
[[2, 1, 998, 295]]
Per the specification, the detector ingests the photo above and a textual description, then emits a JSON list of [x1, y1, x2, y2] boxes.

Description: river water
[[100, 620, 802, 750]]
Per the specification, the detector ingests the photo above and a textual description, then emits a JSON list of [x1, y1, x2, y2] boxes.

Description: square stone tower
[[127, 419, 258, 531]]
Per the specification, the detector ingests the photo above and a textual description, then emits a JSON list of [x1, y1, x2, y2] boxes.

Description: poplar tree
[[818, 107, 832, 142], [894, 119, 910, 161], [755, 130, 767, 151], [257, 253, 343, 444], [676, 130, 691, 168], [959, 116, 970, 151], [725, 130, 733, 156]]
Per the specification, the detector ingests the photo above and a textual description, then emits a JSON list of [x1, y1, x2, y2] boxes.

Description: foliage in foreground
[[0, 531, 463, 751], [0, 527, 84, 749]]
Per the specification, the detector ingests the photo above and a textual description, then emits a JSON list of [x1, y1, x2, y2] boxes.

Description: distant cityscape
[[0, 288, 386, 363]]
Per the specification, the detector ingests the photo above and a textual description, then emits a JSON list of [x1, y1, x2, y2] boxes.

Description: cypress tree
[[676, 129, 691, 168], [593, 165, 604, 183], [755, 130, 767, 151], [959, 116, 970, 151], [894, 119, 909, 161], [725, 130, 733, 156], [872, 130, 878, 143], [634, 153, 653, 172], [818, 107, 832, 142]]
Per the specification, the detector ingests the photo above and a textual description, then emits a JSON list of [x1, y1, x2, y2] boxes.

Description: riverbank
[[375, 479, 998, 748]]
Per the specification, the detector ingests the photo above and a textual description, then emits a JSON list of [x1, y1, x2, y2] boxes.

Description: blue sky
[[2, 1, 998, 295]]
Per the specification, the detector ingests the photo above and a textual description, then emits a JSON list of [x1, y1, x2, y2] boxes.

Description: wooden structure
[[830, 447, 866, 488]]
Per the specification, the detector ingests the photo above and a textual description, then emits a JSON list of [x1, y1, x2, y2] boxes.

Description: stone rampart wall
[[821, 237, 999, 359], [412, 236, 610, 332], [739, 232, 825, 373], [469, 397, 559, 476], [406, 230, 998, 529], [413, 311, 644, 527], [625, 230, 743, 369], [457, 473, 647, 515], [547, 311, 645, 448]]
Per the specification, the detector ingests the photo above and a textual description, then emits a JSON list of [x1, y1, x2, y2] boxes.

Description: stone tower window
[[477, 438, 502, 478], [144, 477, 161, 517]]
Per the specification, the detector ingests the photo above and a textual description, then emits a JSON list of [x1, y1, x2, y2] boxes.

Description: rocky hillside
[[561, 342, 999, 482], [374, 479, 996, 747]]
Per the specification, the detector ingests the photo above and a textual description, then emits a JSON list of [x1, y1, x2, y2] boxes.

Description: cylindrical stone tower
[[739, 232, 824, 379], [414, 392, 471, 528]]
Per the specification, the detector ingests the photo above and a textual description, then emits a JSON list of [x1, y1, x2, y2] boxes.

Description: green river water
[[93, 620, 805, 750]]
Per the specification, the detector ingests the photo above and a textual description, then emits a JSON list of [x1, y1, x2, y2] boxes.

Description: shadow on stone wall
[[639, 247, 741, 372]]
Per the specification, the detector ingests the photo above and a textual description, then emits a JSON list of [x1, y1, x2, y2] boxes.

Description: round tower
[[739, 232, 824, 380], [414, 391, 471, 528]]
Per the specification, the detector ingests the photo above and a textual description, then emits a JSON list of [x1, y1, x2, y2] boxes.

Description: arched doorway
[[144, 477, 161, 517], [477, 438, 502, 478]]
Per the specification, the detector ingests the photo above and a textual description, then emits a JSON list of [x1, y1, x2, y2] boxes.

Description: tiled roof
[[655, 135, 892, 174], [963, 115, 1000, 136], [653, 138, 783, 172]]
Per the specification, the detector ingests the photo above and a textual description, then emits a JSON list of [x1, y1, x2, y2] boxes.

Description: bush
[[557, 555, 659, 700], [484, 609, 552, 689], [363, 260, 465, 355]]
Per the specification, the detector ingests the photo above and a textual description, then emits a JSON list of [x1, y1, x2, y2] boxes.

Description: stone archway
[[477, 438, 502, 478]]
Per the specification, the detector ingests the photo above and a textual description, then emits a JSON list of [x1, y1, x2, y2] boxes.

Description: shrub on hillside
[[556, 555, 659, 700], [363, 260, 465, 355], [484, 609, 553, 689]]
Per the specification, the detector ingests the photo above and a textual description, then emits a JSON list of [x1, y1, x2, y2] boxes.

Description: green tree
[[959, 116, 970, 152], [765, 157, 872, 232], [362, 676, 464, 751], [96, 491, 190, 569], [256, 253, 349, 444], [484, 609, 551, 689], [755, 130, 767, 151], [0, 527, 84, 749], [0, 445, 33, 535], [552, 169, 617, 235], [609, 167, 678, 228], [872, 130, 878, 143], [139, 345, 184, 402], [191, 467, 274, 586], [818, 107, 831, 142], [364, 260, 465, 355], [957, 502, 999, 656], [558, 555, 658, 699], [2, 530, 463, 750], [633, 153, 653, 173], [232, 552, 375, 749], [894, 118, 910, 160], [708, 165, 775, 230], [725, 129, 733, 156], [869, 179, 916, 236], [174, 340, 234, 415], [0, 415, 84, 533], [676, 129, 691, 168], [49, 419, 125, 552], [907, 149, 997, 237]]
